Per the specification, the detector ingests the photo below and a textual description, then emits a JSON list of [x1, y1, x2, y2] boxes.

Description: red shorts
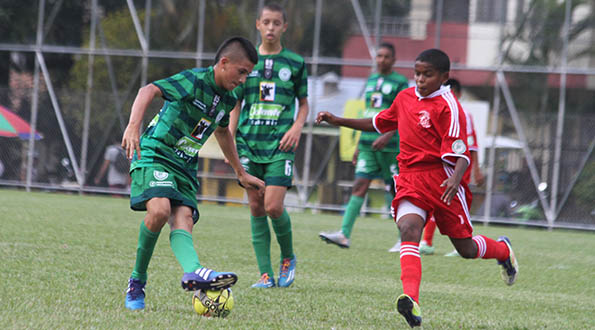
[[391, 165, 473, 239]]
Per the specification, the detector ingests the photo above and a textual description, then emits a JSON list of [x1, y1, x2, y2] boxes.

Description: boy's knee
[[145, 204, 171, 229], [265, 205, 283, 219], [397, 218, 423, 241]]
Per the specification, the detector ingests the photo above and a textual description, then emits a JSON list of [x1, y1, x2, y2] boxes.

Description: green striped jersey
[[358, 71, 408, 152], [234, 47, 308, 163], [131, 66, 237, 186]]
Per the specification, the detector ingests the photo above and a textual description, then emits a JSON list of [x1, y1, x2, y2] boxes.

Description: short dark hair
[[415, 48, 450, 73], [214, 36, 258, 65], [444, 78, 461, 94], [260, 2, 287, 22], [378, 42, 395, 58]]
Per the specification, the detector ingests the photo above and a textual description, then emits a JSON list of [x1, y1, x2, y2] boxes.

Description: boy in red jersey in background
[[419, 78, 485, 256], [316, 49, 518, 328]]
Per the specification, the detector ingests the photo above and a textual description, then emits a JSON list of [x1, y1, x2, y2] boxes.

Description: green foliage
[[1, 189, 594, 329], [503, 0, 595, 114], [569, 153, 595, 212]]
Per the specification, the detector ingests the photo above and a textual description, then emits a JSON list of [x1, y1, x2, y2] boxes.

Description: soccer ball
[[192, 288, 234, 318]]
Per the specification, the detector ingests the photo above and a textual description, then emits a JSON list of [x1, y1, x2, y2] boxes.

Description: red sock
[[422, 218, 437, 246], [399, 242, 421, 303], [472, 235, 510, 261]]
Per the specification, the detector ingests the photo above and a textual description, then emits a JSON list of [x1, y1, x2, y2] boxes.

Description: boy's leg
[[266, 186, 294, 260], [262, 159, 296, 287], [126, 197, 170, 310], [169, 205, 201, 273], [422, 217, 436, 247], [170, 205, 238, 290], [247, 188, 275, 281], [419, 217, 436, 255], [449, 236, 508, 260], [340, 178, 370, 238], [130, 198, 170, 282], [395, 200, 426, 328], [397, 213, 425, 304], [449, 235, 518, 284]]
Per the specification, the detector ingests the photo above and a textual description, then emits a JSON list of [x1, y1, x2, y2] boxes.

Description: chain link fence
[[0, 0, 594, 229]]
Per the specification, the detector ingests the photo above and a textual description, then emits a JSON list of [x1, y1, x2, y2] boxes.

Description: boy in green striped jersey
[[121, 36, 265, 310], [229, 3, 308, 288], [319, 43, 408, 250]]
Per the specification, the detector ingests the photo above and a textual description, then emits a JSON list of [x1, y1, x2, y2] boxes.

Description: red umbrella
[[0, 105, 42, 140]]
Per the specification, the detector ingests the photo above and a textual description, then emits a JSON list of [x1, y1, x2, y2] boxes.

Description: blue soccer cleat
[[251, 273, 276, 288], [278, 256, 296, 287], [125, 278, 146, 310], [181, 267, 238, 291], [497, 236, 519, 285], [396, 294, 422, 328]]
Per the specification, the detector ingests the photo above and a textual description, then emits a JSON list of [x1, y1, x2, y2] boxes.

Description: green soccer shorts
[[130, 164, 200, 223], [240, 157, 293, 187], [354, 150, 399, 184]]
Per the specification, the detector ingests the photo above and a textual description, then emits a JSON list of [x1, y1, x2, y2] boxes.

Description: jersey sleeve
[[437, 96, 470, 166], [372, 96, 398, 133], [152, 69, 196, 102], [294, 60, 308, 99]]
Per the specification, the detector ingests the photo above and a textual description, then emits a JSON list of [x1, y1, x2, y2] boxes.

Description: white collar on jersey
[[415, 85, 451, 100]]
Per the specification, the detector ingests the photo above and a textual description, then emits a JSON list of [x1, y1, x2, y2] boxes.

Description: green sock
[[384, 190, 394, 213], [131, 221, 161, 282], [170, 229, 201, 273], [341, 195, 365, 238], [251, 215, 274, 277], [271, 209, 294, 261]]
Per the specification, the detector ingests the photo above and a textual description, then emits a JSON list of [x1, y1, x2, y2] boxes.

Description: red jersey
[[373, 86, 470, 173]]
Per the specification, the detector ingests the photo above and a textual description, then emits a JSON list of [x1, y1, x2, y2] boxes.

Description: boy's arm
[[440, 157, 469, 204], [228, 100, 242, 139], [122, 84, 162, 160], [372, 130, 396, 150], [279, 97, 309, 152], [316, 111, 376, 131], [214, 126, 265, 193]]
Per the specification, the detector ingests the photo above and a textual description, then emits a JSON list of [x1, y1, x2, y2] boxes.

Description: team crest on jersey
[[418, 110, 431, 128], [260, 81, 276, 101], [153, 170, 169, 181], [452, 139, 467, 154], [381, 83, 392, 95], [279, 67, 292, 81], [192, 118, 212, 140]]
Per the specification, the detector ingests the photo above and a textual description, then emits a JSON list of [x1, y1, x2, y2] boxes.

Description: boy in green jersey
[[121, 36, 265, 310], [229, 3, 309, 288], [319, 43, 408, 250]]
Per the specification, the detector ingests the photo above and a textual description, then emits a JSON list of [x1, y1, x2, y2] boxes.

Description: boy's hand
[[279, 125, 302, 152], [315, 111, 336, 125], [238, 172, 265, 195], [122, 125, 141, 160], [440, 177, 459, 205]]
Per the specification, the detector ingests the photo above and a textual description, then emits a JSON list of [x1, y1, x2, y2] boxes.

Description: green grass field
[[1, 189, 594, 329]]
